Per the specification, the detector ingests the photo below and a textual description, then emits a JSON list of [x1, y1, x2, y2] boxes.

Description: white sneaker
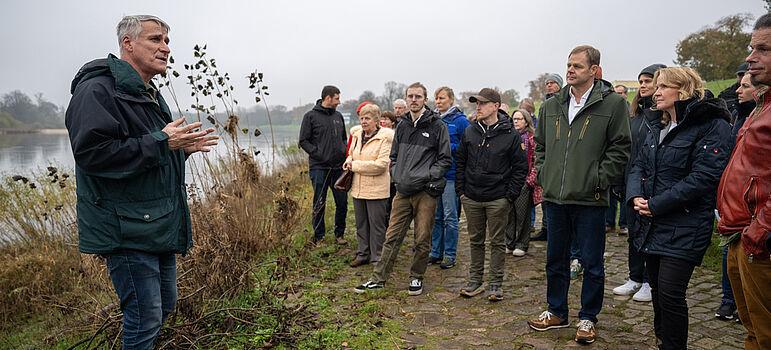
[[613, 279, 643, 295], [505, 248, 513, 254], [632, 282, 652, 302], [512, 248, 526, 257]]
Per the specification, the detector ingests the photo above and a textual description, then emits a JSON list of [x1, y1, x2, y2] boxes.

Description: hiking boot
[[315, 240, 326, 248], [512, 248, 526, 257], [408, 279, 423, 296], [460, 282, 484, 297], [632, 282, 652, 302], [715, 301, 737, 320], [487, 285, 504, 302], [575, 319, 596, 344], [528, 311, 568, 331], [617, 227, 629, 235], [439, 258, 456, 269], [427, 255, 442, 265], [531, 229, 547, 241], [570, 259, 583, 279], [613, 279, 642, 295], [336, 237, 347, 245], [349, 258, 368, 267], [354, 280, 383, 293]]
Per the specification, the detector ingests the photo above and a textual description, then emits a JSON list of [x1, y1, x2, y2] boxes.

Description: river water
[[0, 128, 301, 177]]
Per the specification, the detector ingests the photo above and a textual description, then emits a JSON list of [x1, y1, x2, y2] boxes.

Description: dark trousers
[[505, 184, 532, 251], [604, 193, 627, 228], [544, 202, 606, 323], [309, 169, 348, 242], [353, 198, 388, 263], [645, 254, 696, 350], [720, 245, 735, 305], [626, 206, 647, 283]]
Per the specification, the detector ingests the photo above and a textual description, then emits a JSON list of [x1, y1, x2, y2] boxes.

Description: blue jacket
[[626, 96, 731, 264], [437, 106, 470, 180]]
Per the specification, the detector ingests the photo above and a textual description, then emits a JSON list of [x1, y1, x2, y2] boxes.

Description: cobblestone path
[[335, 208, 746, 349]]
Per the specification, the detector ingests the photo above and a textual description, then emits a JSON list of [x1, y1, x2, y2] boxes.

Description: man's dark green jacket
[[65, 54, 192, 255], [534, 79, 631, 206]]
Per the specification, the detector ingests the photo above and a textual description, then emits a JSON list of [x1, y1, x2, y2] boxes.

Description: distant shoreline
[[0, 128, 68, 135]]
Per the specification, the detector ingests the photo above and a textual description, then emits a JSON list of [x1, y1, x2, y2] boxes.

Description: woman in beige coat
[[344, 104, 394, 267]]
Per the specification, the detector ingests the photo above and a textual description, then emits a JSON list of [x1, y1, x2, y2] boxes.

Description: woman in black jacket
[[626, 67, 731, 349], [613, 64, 667, 302]]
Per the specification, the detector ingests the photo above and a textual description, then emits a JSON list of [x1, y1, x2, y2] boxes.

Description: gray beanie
[[545, 73, 563, 88], [639, 64, 667, 79]]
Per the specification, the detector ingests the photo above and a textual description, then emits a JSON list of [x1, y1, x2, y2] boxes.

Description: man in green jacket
[[527, 45, 631, 344], [65, 15, 217, 349]]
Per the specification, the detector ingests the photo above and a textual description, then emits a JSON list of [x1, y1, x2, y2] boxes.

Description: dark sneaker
[[408, 279, 423, 296], [715, 301, 737, 320], [487, 285, 504, 302], [531, 229, 547, 241], [575, 319, 596, 344], [349, 258, 368, 267], [460, 282, 484, 297], [528, 311, 568, 331], [439, 258, 456, 269], [427, 256, 442, 265], [354, 280, 383, 293]]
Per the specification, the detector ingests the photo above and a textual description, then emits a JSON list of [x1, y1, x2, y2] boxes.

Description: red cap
[[357, 101, 373, 115]]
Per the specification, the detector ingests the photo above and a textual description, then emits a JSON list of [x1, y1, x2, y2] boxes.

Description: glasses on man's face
[[406, 94, 424, 100]]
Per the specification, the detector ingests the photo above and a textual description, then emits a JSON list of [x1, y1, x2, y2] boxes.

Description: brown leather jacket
[[717, 86, 771, 259]]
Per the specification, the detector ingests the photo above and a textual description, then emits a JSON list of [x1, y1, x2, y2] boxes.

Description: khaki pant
[[462, 196, 510, 285], [371, 191, 438, 284], [727, 240, 771, 350]]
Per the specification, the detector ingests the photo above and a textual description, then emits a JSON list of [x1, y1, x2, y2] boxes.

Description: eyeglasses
[[512, 117, 525, 121], [406, 94, 424, 100]]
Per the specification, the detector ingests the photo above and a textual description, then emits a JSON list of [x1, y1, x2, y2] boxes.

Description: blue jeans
[[309, 169, 348, 242], [721, 245, 735, 305], [431, 180, 459, 259], [544, 202, 606, 323], [604, 194, 627, 228], [105, 250, 177, 350]]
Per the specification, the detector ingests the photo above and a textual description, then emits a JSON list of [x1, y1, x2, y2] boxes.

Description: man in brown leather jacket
[[717, 13, 771, 350]]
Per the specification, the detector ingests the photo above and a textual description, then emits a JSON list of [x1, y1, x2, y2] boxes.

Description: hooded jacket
[[299, 100, 347, 170], [534, 79, 631, 206], [438, 106, 470, 180], [65, 54, 192, 255], [389, 107, 452, 196], [729, 100, 756, 151], [718, 86, 771, 258], [455, 111, 528, 202], [627, 96, 731, 263]]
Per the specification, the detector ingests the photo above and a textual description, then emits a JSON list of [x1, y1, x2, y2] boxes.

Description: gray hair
[[117, 15, 170, 51], [393, 98, 407, 107]]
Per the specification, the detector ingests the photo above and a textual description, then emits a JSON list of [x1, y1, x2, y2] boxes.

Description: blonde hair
[[519, 98, 535, 115], [434, 86, 455, 101], [652, 67, 705, 125], [358, 103, 381, 121]]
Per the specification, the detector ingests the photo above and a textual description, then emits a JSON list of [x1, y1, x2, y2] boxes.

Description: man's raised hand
[[163, 116, 217, 152]]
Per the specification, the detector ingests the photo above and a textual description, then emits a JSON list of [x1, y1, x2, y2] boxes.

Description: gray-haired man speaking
[[66, 15, 217, 348]]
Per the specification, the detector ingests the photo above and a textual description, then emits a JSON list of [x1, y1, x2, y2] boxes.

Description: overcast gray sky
[[0, 0, 766, 112]]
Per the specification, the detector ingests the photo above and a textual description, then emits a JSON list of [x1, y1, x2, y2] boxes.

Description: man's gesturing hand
[[163, 116, 218, 153]]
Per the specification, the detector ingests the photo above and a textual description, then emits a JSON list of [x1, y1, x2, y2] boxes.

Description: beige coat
[[345, 126, 394, 199]]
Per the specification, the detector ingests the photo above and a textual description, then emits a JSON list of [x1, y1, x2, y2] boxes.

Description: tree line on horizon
[[0, 90, 64, 129]]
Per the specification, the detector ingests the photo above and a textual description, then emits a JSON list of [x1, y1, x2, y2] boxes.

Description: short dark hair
[[755, 13, 771, 30], [615, 85, 628, 94], [569, 45, 601, 66], [405, 82, 427, 98], [321, 85, 340, 100]]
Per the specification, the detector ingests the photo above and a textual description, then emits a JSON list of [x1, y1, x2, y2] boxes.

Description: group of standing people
[[66, 13, 771, 350]]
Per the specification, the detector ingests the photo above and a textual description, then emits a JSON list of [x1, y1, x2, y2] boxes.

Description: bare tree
[[379, 81, 407, 111], [527, 73, 550, 102]]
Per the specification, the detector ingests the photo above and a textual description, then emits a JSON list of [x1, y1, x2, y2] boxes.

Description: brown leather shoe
[[336, 237, 347, 245], [349, 258, 368, 267], [528, 311, 569, 331], [575, 319, 596, 344], [315, 240, 326, 248]]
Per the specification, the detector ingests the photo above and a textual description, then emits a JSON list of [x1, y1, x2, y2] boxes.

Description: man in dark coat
[[299, 86, 348, 246], [456, 88, 527, 301], [65, 15, 218, 348], [355, 82, 451, 296]]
